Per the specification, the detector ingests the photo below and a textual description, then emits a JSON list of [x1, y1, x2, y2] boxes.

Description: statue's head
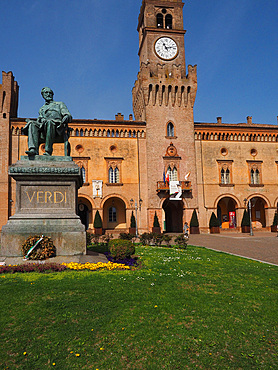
[[41, 87, 54, 102]]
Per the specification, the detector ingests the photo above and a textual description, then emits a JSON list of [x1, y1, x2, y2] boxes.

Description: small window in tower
[[157, 13, 163, 28], [165, 14, 172, 29], [167, 122, 175, 137]]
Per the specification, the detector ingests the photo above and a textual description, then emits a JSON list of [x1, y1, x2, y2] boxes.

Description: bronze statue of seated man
[[23, 87, 72, 156]]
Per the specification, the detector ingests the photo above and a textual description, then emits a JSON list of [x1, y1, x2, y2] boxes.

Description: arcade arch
[[216, 197, 238, 229], [102, 196, 127, 230], [77, 196, 94, 230]]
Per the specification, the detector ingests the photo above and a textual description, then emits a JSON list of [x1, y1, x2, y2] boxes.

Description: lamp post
[[130, 198, 143, 237], [244, 198, 254, 236]]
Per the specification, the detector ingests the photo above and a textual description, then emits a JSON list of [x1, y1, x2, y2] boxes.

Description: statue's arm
[[38, 107, 47, 124], [60, 102, 72, 124]]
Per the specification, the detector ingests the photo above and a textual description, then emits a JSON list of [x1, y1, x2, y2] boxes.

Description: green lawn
[[0, 245, 277, 369]]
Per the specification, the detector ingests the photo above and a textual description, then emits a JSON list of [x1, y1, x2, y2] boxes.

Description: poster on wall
[[169, 181, 182, 200], [92, 180, 103, 198]]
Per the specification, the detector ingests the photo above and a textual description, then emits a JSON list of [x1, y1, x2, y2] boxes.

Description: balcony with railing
[[157, 181, 192, 193]]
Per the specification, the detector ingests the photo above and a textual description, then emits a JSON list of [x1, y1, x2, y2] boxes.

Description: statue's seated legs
[[25, 120, 40, 155], [44, 120, 56, 156]]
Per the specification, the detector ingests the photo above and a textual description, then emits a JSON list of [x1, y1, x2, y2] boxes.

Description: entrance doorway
[[162, 198, 183, 233]]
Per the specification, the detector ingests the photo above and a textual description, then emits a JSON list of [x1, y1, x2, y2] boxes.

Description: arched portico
[[103, 196, 127, 231], [249, 196, 267, 228], [216, 196, 238, 228]]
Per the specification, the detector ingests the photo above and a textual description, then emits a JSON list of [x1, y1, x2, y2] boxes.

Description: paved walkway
[[188, 232, 278, 265]]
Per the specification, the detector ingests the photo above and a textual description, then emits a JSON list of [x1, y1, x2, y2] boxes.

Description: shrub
[[119, 232, 136, 242], [209, 212, 220, 228], [190, 209, 199, 227], [93, 210, 103, 228], [163, 235, 172, 247], [152, 233, 164, 246], [90, 233, 101, 245], [130, 211, 136, 228], [103, 233, 113, 245], [174, 235, 187, 249], [272, 212, 278, 226], [86, 231, 93, 246], [139, 232, 153, 245], [108, 239, 135, 259], [153, 212, 160, 228], [241, 209, 250, 227], [21, 235, 56, 260]]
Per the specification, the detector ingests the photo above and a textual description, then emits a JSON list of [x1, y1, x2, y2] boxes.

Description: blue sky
[[1, 0, 277, 124]]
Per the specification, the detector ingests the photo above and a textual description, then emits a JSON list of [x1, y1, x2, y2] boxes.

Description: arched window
[[221, 168, 230, 184], [167, 122, 175, 137], [107, 130, 111, 137], [167, 166, 178, 181], [80, 129, 84, 137], [81, 166, 86, 183], [156, 13, 163, 28], [109, 167, 120, 183], [251, 168, 260, 184], [165, 14, 172, 29], [109, 207, 117, 222]]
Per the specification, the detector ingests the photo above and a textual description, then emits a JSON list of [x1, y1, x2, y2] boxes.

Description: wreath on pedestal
[[22, 235, 56, 260]]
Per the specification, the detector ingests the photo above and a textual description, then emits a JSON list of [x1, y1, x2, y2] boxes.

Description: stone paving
[[188, 231, 278, 266]]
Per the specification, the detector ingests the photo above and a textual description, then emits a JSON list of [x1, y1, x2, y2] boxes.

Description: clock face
[[154, 37, 178, 60]]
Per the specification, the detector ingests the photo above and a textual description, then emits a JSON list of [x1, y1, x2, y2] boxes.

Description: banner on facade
[[169, 181, 182, 200], [92, 180, 103, 198]]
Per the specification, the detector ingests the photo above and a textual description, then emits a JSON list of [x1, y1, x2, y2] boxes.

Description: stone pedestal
[[0, 156, 86, 257]]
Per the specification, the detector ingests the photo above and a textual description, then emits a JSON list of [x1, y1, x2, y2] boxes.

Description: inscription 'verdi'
[[25, 190, 67, 204]]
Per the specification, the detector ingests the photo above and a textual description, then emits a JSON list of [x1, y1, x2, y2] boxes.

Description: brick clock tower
[[133, 0, 198, 232]]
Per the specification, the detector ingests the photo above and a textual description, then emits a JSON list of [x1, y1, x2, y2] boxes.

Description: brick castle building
[[1, 0, 278, 234]]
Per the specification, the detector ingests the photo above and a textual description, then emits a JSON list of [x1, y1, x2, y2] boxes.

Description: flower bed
[[61, 261, 130, 271]]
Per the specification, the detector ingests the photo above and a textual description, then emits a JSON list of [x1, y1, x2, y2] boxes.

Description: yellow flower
[[52, 363, 56, 366], [91, 329, 94, 331], [76, 353, 80, 357], [154, 305, 158, 308], [100, 348, 104, 351], [23, 352, 27, 356]]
